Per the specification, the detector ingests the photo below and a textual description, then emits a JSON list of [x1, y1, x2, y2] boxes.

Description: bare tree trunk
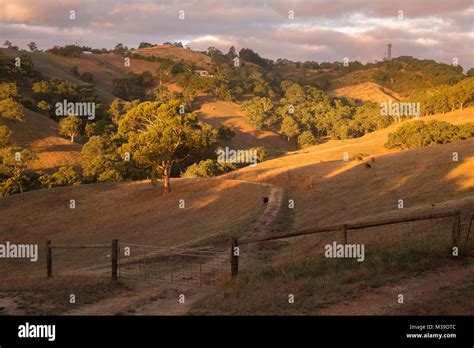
[[70, 134, 74, 143], [19, 181, 24, 204], [162, 162, 172, 194]]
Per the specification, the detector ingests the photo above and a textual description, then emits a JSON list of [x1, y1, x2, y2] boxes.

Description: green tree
[[182, 159, 228, 178], [241, 97, 274, 129], [79, 71, 94, 82], [39, 166, 81, 188], [0, 147, 35, 199], [80, 135, 123, 181], [298, 130, 316, 148], [118, 100, 218, 193], [59, 115, 81, 142], [0, 125, 11, 147], [280, 116, 300, 141], [0, 98, 24, 121], [27, 42, 38, 52], [37, 100, 52, 115]]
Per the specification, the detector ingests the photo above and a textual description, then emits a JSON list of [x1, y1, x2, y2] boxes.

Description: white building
[[194, 70, 214, 77]]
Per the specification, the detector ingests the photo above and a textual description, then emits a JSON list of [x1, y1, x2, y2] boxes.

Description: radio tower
[[387, 43, 392, 60]]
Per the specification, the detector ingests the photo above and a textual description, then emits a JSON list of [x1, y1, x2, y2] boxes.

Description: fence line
[[238, 210, 457, 245], [232, 209, 471, 278], [43, 209, 473, 285]]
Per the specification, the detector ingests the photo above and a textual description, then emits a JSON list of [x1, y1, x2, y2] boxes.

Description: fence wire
[[118, 243, 229, 287], [237, 212, 474, 277]]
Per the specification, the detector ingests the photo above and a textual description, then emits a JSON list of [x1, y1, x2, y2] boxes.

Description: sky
[[1, 0, 473, 70]]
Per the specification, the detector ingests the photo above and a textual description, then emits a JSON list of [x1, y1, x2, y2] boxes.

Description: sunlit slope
[[196, 99, 295, 153], [135, 44, 214, 71], [227, 107, 474, 228], [0, 178, 267, 278], [328, 82, 400, 103], [0, 48, 117, 104], [0, 108, 81, 171]]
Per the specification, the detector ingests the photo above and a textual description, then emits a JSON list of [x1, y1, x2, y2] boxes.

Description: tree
[[81, 135, 122, 181], [280, 116, 300, 141], [70, 66, 79, 76], [467, 68, 474, 78], [298, 130, 316, 148], [118, 100, 218, 193], [241, 97, 274, 129], [182, 159, 228, 178], [59, 115, 81, 142], [27, 42, 38, 52], [3, 40, 18, 50], [0, 98, 24, 121], [79, 71, 94, 82], [39, 166, 81, 188], [138, 42, 153, 49], [0, 125, 11, 148], [218, 123, 236, 141], [0, 147, 35, 200], [113, 43, 128, 54], [37, 100, 52, 115]]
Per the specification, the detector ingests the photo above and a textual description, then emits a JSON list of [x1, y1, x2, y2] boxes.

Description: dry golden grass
[[328, 82, 400, 103], [196, 99, 294, 152], [135, 45, 213, 71], [229, 107, 474, 228], [0, 276, 129, 315], [0, 178, 267, 279], [0, 108, 81, 172]]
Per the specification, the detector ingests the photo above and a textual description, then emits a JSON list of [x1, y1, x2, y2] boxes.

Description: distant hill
[[276, 56, 465, 98], [328, 82, 400, 103], [134, 44, 214, 71]]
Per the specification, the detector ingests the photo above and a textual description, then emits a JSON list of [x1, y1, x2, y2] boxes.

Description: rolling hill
[[0, 108, 81, 172], [328, 82, 400, 103], [195, 98, 295, 153], [135, 44, 214, 71]]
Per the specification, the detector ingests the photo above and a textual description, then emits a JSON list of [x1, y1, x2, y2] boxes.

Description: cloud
[[1, 0, 472, 70]]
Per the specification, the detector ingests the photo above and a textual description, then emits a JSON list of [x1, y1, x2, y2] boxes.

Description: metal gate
[[118, 243, 229, 286]]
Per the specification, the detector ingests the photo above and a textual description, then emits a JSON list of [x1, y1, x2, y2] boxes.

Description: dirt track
[[65, 180, 285, 315], [318, 259, 474, 315]]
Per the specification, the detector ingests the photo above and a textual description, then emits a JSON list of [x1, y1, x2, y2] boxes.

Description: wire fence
[[235, 210, 474, 277], [3, 209, 471, 290], [117, 243, 229, 287]]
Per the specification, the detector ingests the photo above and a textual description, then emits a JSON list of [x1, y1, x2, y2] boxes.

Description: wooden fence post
[[452, 210, 461, 252], [230, 238, 239, 278], [111, 239, 118, 281], [341, 224, 348, 245], [46, 240, 52, 278]]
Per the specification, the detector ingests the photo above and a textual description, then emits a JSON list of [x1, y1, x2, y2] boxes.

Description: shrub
[[39, 166, 81, 188], [79, 72, 94, 82], [351, 153, 370, 161], [297, 130, 316, 148], [385, 120, 474, 149], [182, 159, 230, 178], [218, 124, 236, 141]]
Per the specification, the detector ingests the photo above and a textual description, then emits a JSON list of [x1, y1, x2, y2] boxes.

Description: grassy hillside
[[191, 107, 474, 315], [0, 178, 267, 279], [328, 82, 400, 103], [0, 48, 116, 104], [135, 45, 213, 71], [227, 106, 474, 227], [195, 98, 295, 153], [0, 108, 81, 171]]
